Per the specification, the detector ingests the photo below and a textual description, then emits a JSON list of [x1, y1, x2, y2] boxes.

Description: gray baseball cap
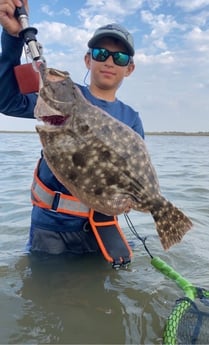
[[88, 23, 135, 56]]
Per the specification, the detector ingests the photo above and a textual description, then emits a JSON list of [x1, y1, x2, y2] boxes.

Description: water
[[0, 132, 209, 344]]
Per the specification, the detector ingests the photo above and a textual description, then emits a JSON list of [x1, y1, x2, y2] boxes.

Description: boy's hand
[[0, 0, 29, 36]]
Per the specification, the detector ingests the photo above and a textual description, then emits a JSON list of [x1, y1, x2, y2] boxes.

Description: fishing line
[[124, 212, 153, 258], [83, 70, 90, 86]]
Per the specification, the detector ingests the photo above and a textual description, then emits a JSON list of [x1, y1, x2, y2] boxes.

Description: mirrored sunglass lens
[[92, 48, 108, 61], [114, 52, 130, 66]]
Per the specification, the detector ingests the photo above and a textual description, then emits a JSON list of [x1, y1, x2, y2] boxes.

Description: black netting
[[163, 296, 209, 344]]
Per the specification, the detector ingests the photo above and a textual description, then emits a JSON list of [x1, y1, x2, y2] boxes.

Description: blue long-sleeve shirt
[[0, 29, 37, 117], [0, 29, 145, 232]]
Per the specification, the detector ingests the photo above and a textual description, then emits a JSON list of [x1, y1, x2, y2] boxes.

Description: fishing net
[[123, 214, 209, 345], [151, 257, 209, 345], [152, 257, 209, 345], [163, 291, 209, 344]]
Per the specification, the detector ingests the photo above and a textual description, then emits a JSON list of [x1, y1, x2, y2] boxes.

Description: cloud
[[34, 21, 90, 50], [59, 8, 71, 16], [135, 50, 175, 64], [41, 5, 71, 17], [78, 0, 145, 30], [41, 5, 54, 16], [140, 10, 185, 52], [186, 26, 209, 47], [84, 0, 144, 14], [175, 0, 209, 11], [141, 10, 183, 35], [146, 0, 164, 11], [183, 26, 209, 66]]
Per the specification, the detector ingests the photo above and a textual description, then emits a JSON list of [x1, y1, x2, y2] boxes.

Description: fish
[[34, 66, 193, 250]]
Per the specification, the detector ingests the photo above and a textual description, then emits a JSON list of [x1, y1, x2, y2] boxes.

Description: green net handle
[[163, 298, 192, 344], [151, 256, 196, 300]]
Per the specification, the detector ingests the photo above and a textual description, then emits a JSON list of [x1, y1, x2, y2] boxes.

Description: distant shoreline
[[146, 131, 209, 136], [1, 130, 209, 136]]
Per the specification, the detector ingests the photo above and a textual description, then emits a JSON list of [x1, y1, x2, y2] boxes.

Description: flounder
[[34, 66, 192, 250]]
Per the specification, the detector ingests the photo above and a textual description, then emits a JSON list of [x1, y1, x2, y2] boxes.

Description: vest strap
[[89, 209, 132, 268], [31, 160, 89, 217]]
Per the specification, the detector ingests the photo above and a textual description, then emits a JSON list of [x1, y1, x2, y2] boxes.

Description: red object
[[14, 63, 40, 94]]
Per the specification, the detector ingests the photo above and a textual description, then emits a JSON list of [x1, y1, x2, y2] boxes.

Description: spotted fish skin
[[34, 67, 193, 250]]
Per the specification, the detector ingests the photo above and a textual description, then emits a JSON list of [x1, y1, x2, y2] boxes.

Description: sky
[[0, 0, 209, 132]]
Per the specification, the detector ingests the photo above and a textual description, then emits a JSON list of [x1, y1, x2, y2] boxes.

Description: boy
[[0, 0, 144, 263]]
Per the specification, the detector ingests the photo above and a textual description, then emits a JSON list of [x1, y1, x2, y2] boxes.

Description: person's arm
[[133, 113, 145, 139], [0, 28, 37, 118]]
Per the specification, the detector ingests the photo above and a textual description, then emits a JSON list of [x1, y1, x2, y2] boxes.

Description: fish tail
[[151, 199, 193, 250]]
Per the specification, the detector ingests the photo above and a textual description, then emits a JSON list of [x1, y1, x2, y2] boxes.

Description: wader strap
[[89, 209, 132, 268]]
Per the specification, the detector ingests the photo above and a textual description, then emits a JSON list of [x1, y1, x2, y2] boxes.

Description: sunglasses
[[90, 48, 131, 66]]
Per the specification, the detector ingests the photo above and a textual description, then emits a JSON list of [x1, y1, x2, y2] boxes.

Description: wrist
[[1, 28, 24, 63], [2, 28, 23, 40]]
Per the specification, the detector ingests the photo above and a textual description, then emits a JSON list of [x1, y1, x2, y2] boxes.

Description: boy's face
[[85, 37, 135, 93]]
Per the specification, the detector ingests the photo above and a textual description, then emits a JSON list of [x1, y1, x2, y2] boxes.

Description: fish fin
[[151, 200, 193, 250]]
